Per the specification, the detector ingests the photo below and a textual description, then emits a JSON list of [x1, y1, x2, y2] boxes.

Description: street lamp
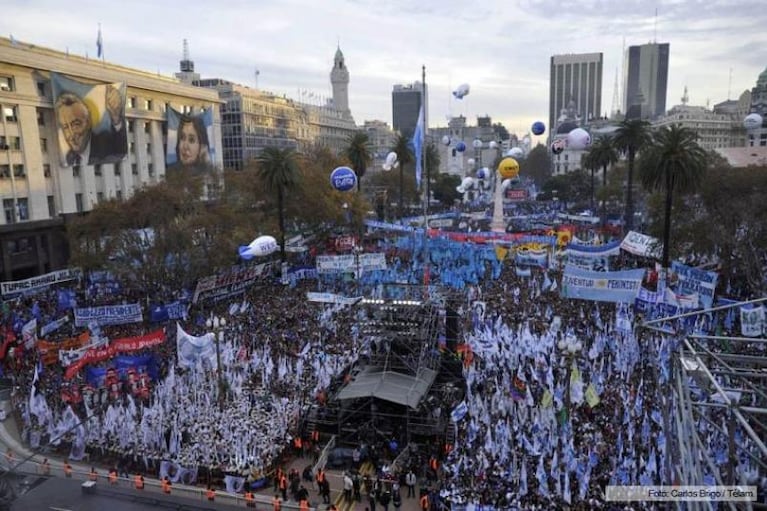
[[205, 315, 227, 412], [557, 336, 583, 411]]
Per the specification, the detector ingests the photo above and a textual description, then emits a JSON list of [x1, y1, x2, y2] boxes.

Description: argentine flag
[[412, 105, 424, 189]]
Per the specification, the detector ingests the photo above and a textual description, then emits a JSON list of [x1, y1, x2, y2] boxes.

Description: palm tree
[[255, 147, 301, 262], [585, 137, 619, 229], [391, 134, 414, 219], [613, 119, 651, 232], [638, 125, 707, 268], [581, 149, 599, 214], [344, 131, 372, 192]]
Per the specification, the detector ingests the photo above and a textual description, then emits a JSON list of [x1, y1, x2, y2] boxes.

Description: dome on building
[[556, 121, 579, 134], [757, 66, 767, 89]]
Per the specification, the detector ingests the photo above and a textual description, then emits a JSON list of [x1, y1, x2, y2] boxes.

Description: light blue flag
[[412, 105, 424, 189], [519, 459, 528, 496]]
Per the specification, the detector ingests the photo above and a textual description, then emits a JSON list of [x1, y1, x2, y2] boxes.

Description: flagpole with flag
[[96, 23, 103, 61]]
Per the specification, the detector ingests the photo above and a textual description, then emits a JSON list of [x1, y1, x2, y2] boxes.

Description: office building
[[0, 37, 222, 280], [747, 65, 767, 147], [549, 53, 604, 137], [392, 81, 427, 139], [623, 42, 670, 120]]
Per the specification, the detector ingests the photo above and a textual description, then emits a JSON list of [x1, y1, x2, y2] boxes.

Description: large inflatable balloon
[[460, 177, 475, 190], [501, 178, 513, 190], [497, 158, 519, 180], [551, 138, 567, 155], [476, 167, 488, 180], [330, 166, 357, 191], [567, 128, 591, 150], [452, 83, 470, 99], [507, 147, 524, 159], [744, 113, 763, 130], [441, 135, 451, 146], [467, 158, 475, 166], [531, 121, 546, 136], [488, 141, 498, 149], [472, 139, 483, 149], [385, 152, 398, 167], [456, 141, 467, 153], [239, 235, 278, 260]]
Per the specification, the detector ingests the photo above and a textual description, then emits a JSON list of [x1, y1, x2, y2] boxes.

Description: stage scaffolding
[[642, 297, 767, 511]]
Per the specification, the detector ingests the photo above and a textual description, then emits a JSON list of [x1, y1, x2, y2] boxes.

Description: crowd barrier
[[3, 455, 314, 510]]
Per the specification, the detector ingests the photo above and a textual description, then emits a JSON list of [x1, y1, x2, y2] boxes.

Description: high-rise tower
[[549, 53, 603, 135], [330, 45, 350, 115], [623, 42, 670, 119]]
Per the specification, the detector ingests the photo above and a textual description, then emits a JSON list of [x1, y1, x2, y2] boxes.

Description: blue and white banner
[[41, 316, 69, 337], [288, 266, 318, 281], [671, 262, 718, 309], [515, 249, 548, 268], [176, 323, 217, 370], [620, 231, 661, 259], [364, 220, 423, 233], [566, 240, 621, 256], [451, 401, 469, 422], [561, 266, 646, 304], [1, 268, 81, 298], [150, 301, 188, 323], [740, 306, 765, 337], [306, 292, 363, 306], [359, 253, 388, 272], [74, 303, 143, 327]]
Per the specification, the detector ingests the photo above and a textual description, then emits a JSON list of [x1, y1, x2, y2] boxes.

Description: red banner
[[505, 189, 528, 201], [64, 329, 165, 379]]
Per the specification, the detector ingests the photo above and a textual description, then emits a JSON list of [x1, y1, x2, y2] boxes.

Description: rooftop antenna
[[653, 7, 658, 43], [611, 67, 620, 116], [255, 68, 260, 89], [728, 67, 733, 101], [681, 85, 689, 106], [182, 39, 189, 61]]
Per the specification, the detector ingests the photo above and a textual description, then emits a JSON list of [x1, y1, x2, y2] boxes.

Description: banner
[[21, 319, 37, 349], [306, 292, 362, 305], [74, 303, 143, 327], [670, 262, 718, 309], [740, 306, 764, 337], [620, 231, 661, 259], [64, 330, 165, 379], [358, 253, 388, 272], [40, 316, 69, 337], [165, 108, 215, 171], [150, 301, 188, 323], [193, 263, 270, 304], [37, 332, 90, 366], [1, 268, 80, 298], [316, 255, 355, 273], [450, 401, 469, 422], [515, 248, 548, 268], [176, 323, 217, 370], [287, 266, 318, 281], [51, 73, 127, 167], [561, 266, 646, 304]]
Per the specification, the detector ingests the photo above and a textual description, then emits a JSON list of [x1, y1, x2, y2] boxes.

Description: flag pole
[[421, 65, 430, 291]]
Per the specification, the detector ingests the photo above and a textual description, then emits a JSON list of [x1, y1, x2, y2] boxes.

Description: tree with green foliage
[[584, 137, 619, 226], [344, 131, 372, 192], [391, 133, 414, 218], [256, 147, 301, 262], [613, 119, 651, 231], [431, 172, 462, 208], [519, 144, 552, 186], [638, 125, 708, 268]]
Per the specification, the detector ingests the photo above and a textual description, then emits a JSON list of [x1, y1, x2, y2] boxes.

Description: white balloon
[[239, 235, 278, 259], [508, 147, 524, 159], [567, 128, 591, 150], [393, 161, 400, 168], [385, 151, 398, 166], [501, 178, 512, 190], [488, 141, 497, 149], [472, 139, 483, 149], [744, 113, 763, 130], [452, 83, 470, 99], [382, 164, 392, 171], [442, 135, 451, 146], [456, 186, 465, 193], [467, 158, 475, 166], [460, 177, 475, 189]]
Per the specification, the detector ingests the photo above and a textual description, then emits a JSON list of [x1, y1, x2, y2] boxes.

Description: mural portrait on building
[[51, 73, 127, 167], [165, 108, 214, 172]]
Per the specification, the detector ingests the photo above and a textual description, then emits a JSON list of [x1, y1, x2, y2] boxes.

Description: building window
[[36, 81, 46, 97], [75, 193, 83, 213], [17, 198, 28, 221], [116, 190, 123, 201], [144, 122, 151, 134], [40, 138, 47, 152], [144, 99, 152, 111], [13, 164, 25, 177], [0, 136, 5, 149], [0, 165, 9, 178], [129, 142, 135, 153], [148, 163, 154, 176], [3, 106, 17, 122], [47, 195, 55, 217], [10, 137, 21, 150], [0, 76, 14, 91], [129, 97, 137, 108], [72, 166, 80, 178], [43, 164, 51, 177], [94, 164, 102, 176], [97, 192, 104, 203], [146, 143, 151, 154], [37, 109, 45, 126], [128, 120, 134, 133], [114, 165, 121, 176], [131, 163, 138, 175], [3, 199, 15, 224]]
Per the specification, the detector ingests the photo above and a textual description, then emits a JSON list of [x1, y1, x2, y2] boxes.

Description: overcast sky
[[3, 0, 766, 140]]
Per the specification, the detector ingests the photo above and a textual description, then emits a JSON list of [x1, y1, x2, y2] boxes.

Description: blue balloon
[[330, 166, 357, 192], [532, 121, 546, 136], [476, 168, 487, 180], [456, 141, 466, 153]]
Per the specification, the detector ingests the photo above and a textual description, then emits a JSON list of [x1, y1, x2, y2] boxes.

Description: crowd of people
[[0, 217, 765, 509]]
